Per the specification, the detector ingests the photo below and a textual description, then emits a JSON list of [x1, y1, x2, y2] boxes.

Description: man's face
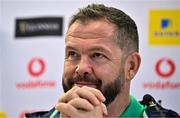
[[62, 19, 125, 105]]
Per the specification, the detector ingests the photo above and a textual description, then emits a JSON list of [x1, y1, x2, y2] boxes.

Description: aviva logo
[[161, 19, 173, 29], [149, 10, 180, 45]]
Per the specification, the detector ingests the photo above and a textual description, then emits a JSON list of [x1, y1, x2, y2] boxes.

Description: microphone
[[141, 94, 165, 117], [141, 94, 156, 107]]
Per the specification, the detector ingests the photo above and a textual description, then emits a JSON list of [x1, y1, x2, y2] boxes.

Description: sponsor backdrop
[[0, 0, 180, 117]]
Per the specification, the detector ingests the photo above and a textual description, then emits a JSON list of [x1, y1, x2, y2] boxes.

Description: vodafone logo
[[16, 56, 56, 89], [28, 57, 46, 77], [143, 57, 179, 89], [155, 58, 176, 78]]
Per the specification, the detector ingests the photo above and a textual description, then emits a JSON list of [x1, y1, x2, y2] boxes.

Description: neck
[[105, 83, 130, 117]]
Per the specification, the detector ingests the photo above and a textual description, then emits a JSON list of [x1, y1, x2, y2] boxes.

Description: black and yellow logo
[[15, 17, 63, 37]]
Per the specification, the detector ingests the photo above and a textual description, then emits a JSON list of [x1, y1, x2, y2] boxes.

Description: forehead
[[65, 19, 122, 57], [66, 19, 116, 41]]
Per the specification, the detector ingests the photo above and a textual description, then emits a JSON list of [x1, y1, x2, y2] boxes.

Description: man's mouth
[[75, 81, 97, 88]]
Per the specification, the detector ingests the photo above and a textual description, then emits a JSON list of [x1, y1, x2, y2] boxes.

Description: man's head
[[62, 4, 141, 105], [68, 4, 139, 54]]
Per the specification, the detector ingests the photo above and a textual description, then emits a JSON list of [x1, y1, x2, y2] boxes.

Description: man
[[26, 4, 146, 118]]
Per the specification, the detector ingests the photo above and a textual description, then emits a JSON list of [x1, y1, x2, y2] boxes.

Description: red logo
[[155, 58, 176, 78], [28, 57, 45, 77], [143, 57, 179, 89], [16, 56, 56, 89]]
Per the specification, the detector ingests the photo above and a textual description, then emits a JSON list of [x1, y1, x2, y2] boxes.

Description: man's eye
[[92, 53, 104, 58], [91, 53, 108, 63], [66, 51, 79, 60]]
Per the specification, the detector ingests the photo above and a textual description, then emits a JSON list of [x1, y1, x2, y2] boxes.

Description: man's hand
[[55, 86, 107, 118]]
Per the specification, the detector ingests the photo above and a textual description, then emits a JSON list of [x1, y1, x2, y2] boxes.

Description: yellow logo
[[149, 10, 180, 45], [0, 112, 7, 118]]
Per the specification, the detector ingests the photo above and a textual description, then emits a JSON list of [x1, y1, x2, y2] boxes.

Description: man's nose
[[75, 56, 93, 76]]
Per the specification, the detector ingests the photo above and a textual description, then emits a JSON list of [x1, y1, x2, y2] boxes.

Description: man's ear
[[125, 52, 141, 80]]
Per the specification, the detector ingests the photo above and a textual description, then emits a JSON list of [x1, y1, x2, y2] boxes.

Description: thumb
[[101, 103, 108, 116]]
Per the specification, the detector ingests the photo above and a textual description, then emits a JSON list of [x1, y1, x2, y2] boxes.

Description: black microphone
[[141, 94, 180, 117], [141, 94, 165, 118], [141, 94, 156, 106]]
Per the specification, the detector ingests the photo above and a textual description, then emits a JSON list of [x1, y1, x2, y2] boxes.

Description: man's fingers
[[76, 87, 101, 106], [56, 98, 95, 117], [80, 86, 106, 102], [60, 113, 70, 118], [59, 86, 106, 107], [58, 86, 79, 103], [101, 103, 108, 116], [69, 97, 94, 111], [57, 85, 107, 117], [55, 103, 77, 117]]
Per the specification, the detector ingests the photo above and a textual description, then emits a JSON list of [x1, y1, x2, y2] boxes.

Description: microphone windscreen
[[142, 94, 156, 106]]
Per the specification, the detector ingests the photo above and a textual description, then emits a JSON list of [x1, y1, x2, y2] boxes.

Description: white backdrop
[[0, 0, 180, 117], [0, 0, 3, 112]]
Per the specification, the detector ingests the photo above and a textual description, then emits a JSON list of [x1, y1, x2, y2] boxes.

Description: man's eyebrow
[[65, 45, 112, 56], [65, 45, 76, 51], [88, 46, 112, 55]]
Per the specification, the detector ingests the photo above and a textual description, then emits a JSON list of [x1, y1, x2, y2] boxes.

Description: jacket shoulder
[[25, 108, 55, 118]]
